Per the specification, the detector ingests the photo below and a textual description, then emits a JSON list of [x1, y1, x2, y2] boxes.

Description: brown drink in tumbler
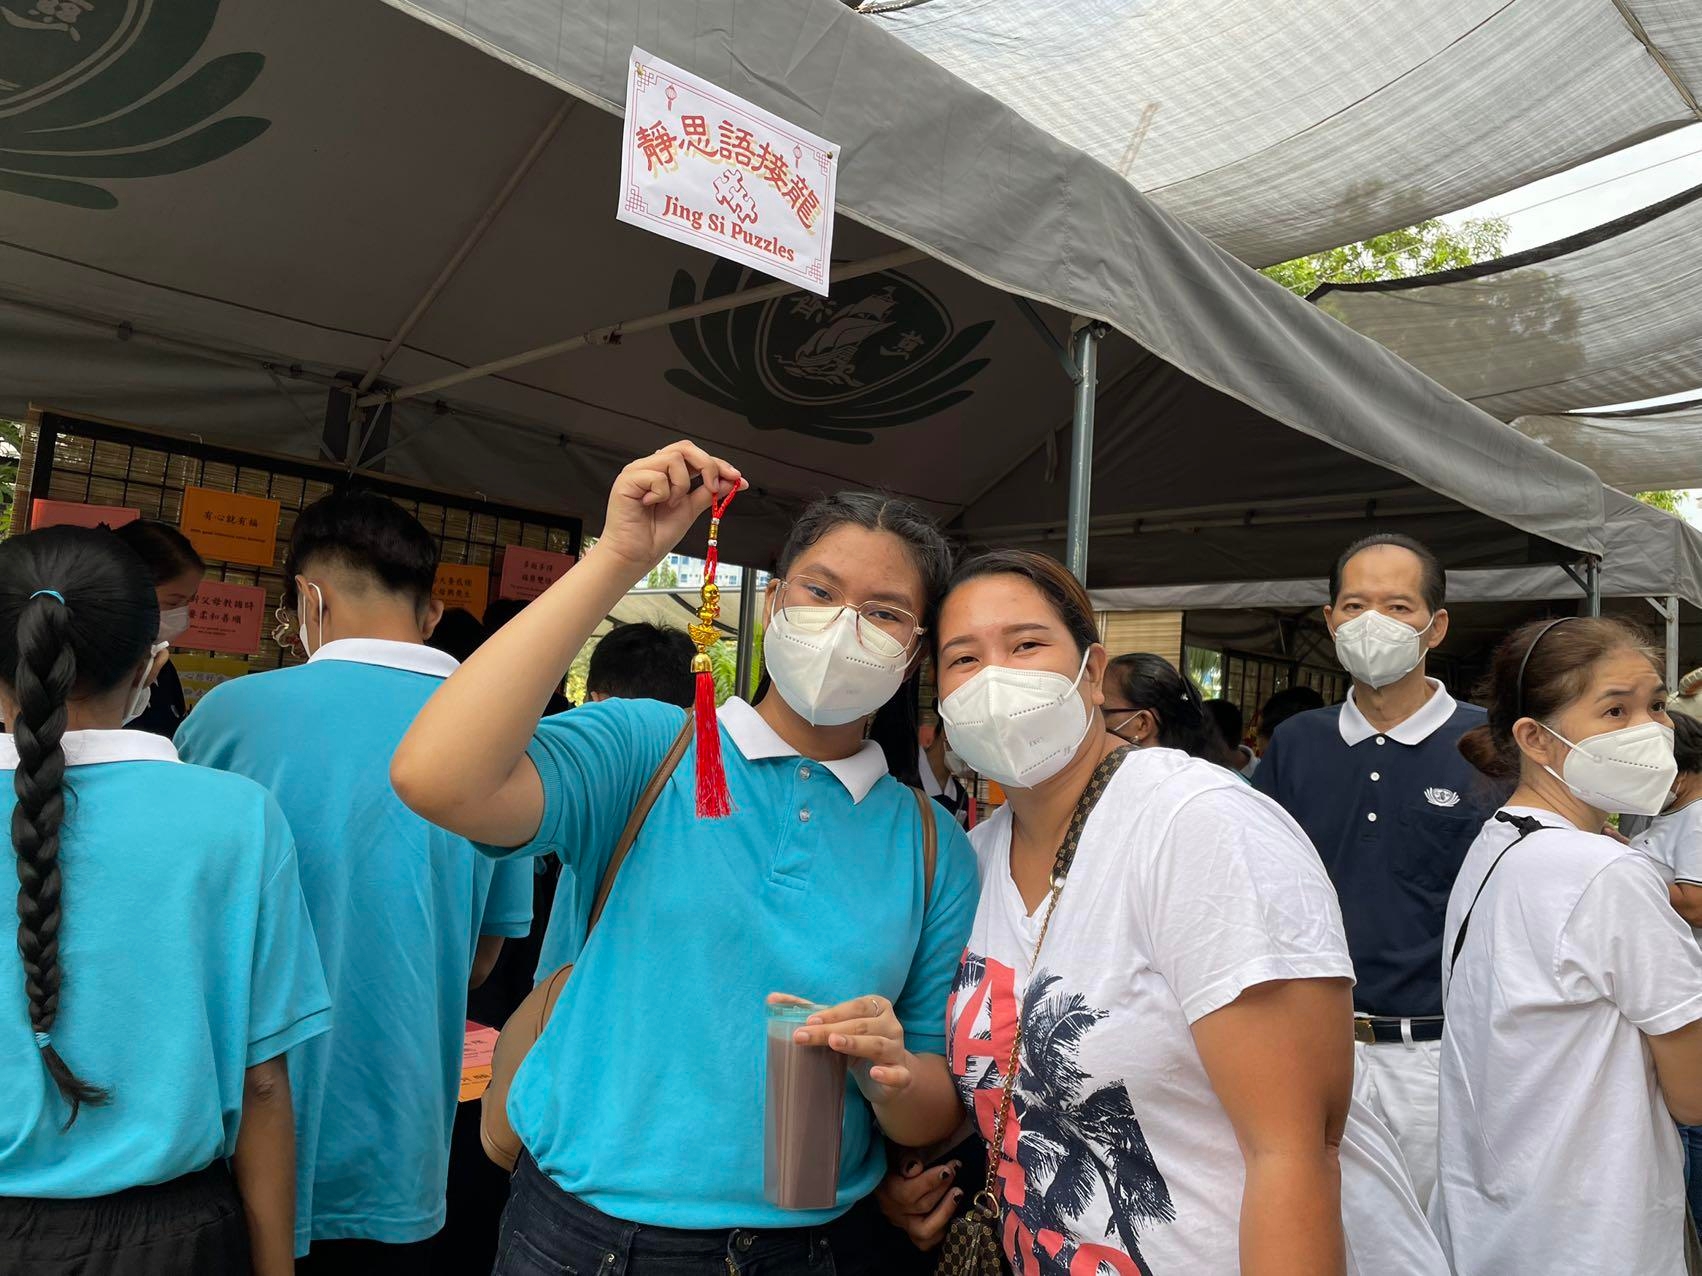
[[764, 1001, 848, 1210]]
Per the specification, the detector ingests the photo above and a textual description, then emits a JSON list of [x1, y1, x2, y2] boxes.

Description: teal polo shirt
[[0, 730, 330, 1198], [177, 639, 533, 1254], [490, 696, 979, 1229]]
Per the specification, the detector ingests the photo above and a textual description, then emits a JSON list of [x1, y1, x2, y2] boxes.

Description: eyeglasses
[[1103, 706, 1143, 742], [774, 575, 924, 658]]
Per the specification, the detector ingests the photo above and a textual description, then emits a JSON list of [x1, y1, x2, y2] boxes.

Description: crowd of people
[[1, 438, 1699, 1276]]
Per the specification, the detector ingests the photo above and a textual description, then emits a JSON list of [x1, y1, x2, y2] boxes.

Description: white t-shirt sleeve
[[1133, 783, 1355, 1024], [1556, 853, 1702, 1036], [1670, 805, 1702, 885]]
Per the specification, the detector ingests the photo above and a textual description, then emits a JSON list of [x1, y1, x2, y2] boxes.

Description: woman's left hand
[[771, 992, 914, 1098]]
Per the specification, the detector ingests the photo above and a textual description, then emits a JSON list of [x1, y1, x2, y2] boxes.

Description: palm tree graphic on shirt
[[951, 955, 1175, 1275]]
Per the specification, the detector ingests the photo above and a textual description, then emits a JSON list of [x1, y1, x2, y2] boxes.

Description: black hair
[[425, 607, 486, 664], [284, 490, 437, 609], [944, 549, 1100, 657], [1105, 653, 1224, 761], [111, 520, 204, 586], [481, 597, 529, 632], [762, 491, 955, 786], [1204, 698, 1244, 748], [587, 622, 695, 708], [1671, 711, 1702, 775], [1460, 616, 1658, 780], [1329, 533, 1446, 614], [1257, 685, 1325, 741], [0, 527, 161, 1125]]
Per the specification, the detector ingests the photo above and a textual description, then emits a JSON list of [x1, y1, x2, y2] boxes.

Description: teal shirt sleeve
[[484, 699, 685, 877], [480, 858, 535, 939], [247, 794, 333, 1066], [895, 803, 980, 1057]]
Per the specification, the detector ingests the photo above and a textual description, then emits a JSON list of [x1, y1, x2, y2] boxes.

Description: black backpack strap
[[1446, 811, 1552, 992]]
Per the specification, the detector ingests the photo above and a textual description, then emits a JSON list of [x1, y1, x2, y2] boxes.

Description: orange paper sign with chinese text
[[179, 581, 267, 656], [460, 1021, 499, 1103], [433, 564, 490, 620], [179, 487, 280, 567], [497, 546, 575, 602], [31, 500, 139, 531]]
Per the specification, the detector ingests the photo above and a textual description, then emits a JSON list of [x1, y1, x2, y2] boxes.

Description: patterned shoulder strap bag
[[939, 745, 1131, 1276]]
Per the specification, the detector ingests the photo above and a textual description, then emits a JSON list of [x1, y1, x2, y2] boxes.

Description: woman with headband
[[1437, 616, 1702, 1275]]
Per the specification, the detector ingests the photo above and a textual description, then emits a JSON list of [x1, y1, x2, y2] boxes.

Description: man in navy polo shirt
[[1254, 532, 1491, 1210]]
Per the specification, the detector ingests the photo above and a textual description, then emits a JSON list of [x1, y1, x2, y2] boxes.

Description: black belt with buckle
[[1353, 1015, 1444, 1045]]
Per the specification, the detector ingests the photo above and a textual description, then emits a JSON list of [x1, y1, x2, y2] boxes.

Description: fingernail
[[829, 1034, 845, 1048], [952, 1189, 963, 1202], [938, 1167, 951, 1181], [793, 1029, 809, 1044], [806, 1015, 822, 1025]]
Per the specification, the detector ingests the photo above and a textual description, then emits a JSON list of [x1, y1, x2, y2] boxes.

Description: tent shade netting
[[870, 0, 1702, 266], [0, 0, 1604, 585], [1512, 401, 1702, 492], [1311, 183, 1702, 421]]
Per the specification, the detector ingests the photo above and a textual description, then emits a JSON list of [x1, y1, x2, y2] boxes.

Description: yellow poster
[[174, 654, 251, 712], [180, 486, 281, 567]]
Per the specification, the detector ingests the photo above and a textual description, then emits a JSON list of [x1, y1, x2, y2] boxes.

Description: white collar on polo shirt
[[308, 637, 459, 679], [717, 696, 888, 804], [0, 728, 179, 769], [1338, 677, 1458, 747]]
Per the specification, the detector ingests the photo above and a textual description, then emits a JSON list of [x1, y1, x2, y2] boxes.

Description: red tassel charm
[[687, 487, 738, 818]]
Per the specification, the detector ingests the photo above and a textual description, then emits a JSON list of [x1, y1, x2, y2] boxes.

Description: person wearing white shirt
[[879, 548, 1445, 1276], [1633, 709, 1702, 1233], [1436, 617, 1702, 1275]]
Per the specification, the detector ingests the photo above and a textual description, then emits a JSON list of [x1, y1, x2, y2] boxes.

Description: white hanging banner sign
[[617, 47, 838, 296]]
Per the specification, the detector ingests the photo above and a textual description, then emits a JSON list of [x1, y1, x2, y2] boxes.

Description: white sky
[[1443, 122, 1702, 525]]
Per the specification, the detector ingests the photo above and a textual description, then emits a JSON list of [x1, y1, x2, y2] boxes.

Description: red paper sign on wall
[[178, 581, 267, 656], [497, 546, 575, 602], [31, 499, 139, 531]]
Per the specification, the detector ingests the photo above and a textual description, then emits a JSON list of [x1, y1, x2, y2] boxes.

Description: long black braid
[[1, 526, 160, 1127], [12, 593, 107, 1123]]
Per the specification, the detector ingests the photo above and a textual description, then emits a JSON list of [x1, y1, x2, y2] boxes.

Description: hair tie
[[28, 590, 64, 604], [33, 1030, 51, 1050]]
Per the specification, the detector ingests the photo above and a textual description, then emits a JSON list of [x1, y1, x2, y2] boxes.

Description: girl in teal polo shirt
[[0, 526, 331, 1276], [394, 441, 979, 1275]]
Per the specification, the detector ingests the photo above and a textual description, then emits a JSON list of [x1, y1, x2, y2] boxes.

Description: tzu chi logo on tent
[[617, 47, 838, 296]]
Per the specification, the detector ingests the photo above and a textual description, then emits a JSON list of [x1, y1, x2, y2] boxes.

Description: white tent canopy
[[0, 0, 1605, 587], [1311, 184, 1702, 421], [872, 0, 1702, 266]]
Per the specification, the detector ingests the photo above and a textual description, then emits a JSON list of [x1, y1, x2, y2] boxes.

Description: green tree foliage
[[0, 419, 20, 534], [1262, 217, 1511, 296], [1636, 490, 1681, 514], [645, 561, 680, 589]]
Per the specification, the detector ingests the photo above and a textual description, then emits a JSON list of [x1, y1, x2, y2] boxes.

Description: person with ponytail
[[1434, 617, 1702, 1275], [392, 442, 978, 1275], [1102, 651, 1228, 761], [0, 525, 329, 1276]]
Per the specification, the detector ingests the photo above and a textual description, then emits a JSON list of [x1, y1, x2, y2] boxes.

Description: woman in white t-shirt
[[880, 549, 1444, 1276], [1436, 617, 1702, 1276]]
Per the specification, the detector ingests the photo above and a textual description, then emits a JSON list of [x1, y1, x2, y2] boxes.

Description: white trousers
[[1353, 1037, 1443, 1211]]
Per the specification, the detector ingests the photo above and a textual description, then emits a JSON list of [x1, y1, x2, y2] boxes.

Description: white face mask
[[1540, 720, 1678, 817], [158, 606, 191, 642], [1332, 610, 1435, 689], [123, 641, 170, 725], [942, 746, 969, 777], [297, 581, 326, 659], [763, 603, 908, 727], [939, 648, 1093, 789]]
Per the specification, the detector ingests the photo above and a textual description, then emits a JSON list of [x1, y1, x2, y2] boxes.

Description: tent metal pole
[[356, 98, 574, 396], [1586, 559, 1602, 617], [358, 248, 926, 408], [1065, 321, 1104, 582], [1647, 595, 1680, 692], [735, 569, 760, 702]]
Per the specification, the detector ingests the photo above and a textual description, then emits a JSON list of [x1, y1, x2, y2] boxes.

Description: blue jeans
[[493, 1154, 878, 1276], [1684, 1124, 1702, 1229]]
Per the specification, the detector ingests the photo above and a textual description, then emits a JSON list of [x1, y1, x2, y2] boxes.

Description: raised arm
[[391, 442, 742, 847], [1191, 977, 1353, 1276]]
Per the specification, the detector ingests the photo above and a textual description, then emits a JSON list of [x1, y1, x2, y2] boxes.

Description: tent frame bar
[[1647, 594, 1681, 693], [355, 98, 575, 396], [1065, 321, 1106, 581], [356, 247, 926, 408], [1012, 296, 1080, 383]]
